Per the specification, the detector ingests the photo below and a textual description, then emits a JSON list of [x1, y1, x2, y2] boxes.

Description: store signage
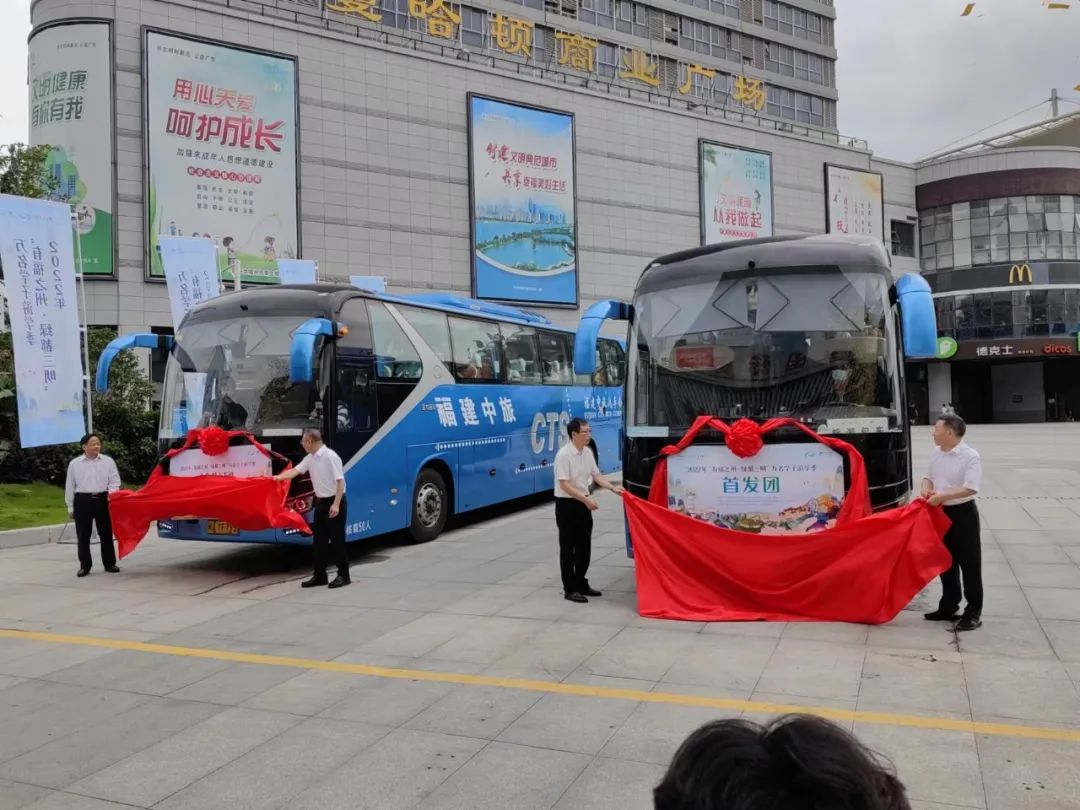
[[1008, 263, 1033, 284], [945, 337, 1077, 361], [935, 336, 958, 360]]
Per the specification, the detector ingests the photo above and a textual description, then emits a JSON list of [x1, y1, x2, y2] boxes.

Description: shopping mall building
[[23, 0, 1080, 422]]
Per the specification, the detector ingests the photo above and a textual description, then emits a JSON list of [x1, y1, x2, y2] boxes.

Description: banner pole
[[71, 209, 93, 432]]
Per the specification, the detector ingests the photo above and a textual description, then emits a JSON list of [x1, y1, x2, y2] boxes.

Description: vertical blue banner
[[158, 235, 220, 330], [277, 258, 317, 285], [350, 275, 386, 293], [0, 195, 86, 447], [468, 95, 578, 307]]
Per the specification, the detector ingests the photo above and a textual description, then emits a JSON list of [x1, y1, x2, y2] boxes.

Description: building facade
[[908, 116, 1080, 424]]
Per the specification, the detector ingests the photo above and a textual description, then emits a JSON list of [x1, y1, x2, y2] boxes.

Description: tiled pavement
[[1, 424, 1079, 809]]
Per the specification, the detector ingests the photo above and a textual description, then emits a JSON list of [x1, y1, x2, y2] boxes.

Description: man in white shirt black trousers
[[921, 414, 984, 631], [275, 428, 351, 589], [65, 433, 122, 577], [554, 419, 623, 603]]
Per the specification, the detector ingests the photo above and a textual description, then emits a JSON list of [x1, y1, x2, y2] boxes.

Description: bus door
[[333, 298, 378, 467]]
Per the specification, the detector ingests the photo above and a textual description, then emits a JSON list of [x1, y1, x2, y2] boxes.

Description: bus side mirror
[[95, 333, 174, 392], [574, 300, 632, 374], [289, 318, 335, 384], [896, 274, 937, 359]]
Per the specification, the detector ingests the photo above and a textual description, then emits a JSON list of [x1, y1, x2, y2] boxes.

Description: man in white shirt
[[65, 433, 122, 577], [274, 428, 350, 589], [554, 418, 623, 603], [920, 414, 983, 631]]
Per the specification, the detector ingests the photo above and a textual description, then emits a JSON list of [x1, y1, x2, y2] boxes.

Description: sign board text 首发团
[[170, 444, 272, 478], [667, 443, 846, 535]]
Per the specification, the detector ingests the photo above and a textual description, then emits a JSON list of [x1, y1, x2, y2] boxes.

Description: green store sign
[[935, 337, 958, 360]]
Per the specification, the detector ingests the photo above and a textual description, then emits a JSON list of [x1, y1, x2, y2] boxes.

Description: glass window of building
[[920, 195, 1080, 269]]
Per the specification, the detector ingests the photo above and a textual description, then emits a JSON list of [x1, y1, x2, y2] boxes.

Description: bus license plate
[[207, 520, 239, 535]]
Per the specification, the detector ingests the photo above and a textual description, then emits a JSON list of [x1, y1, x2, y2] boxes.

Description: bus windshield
[[160, 314, 317, 439], [631, 267, 900, 430]]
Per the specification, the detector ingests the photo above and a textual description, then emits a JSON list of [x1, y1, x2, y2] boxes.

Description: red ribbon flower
[[726, 418, 764, 458], [194, 426, 230, 457]]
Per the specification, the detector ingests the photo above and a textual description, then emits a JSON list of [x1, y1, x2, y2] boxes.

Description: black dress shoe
[[76, 568, 90, 578], [105, 565, 120, 573], [956, 616, 982, 632], [327, 576, 351, 589], [564, 592, 588, 603], [580, 586, 602, 597], [924, 610, 959, 621], [300, 576, 329, 588]]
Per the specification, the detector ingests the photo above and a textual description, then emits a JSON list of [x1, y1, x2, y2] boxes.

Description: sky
[[0, 0, 1074, 163]]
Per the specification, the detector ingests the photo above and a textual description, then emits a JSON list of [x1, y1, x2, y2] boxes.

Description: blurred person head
[[654, 715, 909, 810], [933, 414, 967, 450]]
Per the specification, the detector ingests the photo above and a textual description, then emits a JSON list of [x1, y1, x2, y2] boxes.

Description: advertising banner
[[277, 258, 316, 285], [0, 196, 86, 447], [145, 31, 298, 285], [667, 443, 845, 534], [28, 22, 113, 276], [825, 164, 884, 242], [158, 235, 220, 330], [700, 142, 773, 244], [468, 95, 578, 307]]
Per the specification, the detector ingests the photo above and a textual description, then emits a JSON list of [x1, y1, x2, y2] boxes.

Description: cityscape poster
[[468, 95, 578, 307]]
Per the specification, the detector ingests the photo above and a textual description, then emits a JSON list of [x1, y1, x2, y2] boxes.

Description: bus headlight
[[288, 495, 313, 514]]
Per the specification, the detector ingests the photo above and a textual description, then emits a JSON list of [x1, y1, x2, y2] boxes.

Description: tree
[[0, 143, 57, 199]]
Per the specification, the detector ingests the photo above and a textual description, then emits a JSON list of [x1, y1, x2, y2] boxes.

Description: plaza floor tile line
[[3, 627, 1080, 745]]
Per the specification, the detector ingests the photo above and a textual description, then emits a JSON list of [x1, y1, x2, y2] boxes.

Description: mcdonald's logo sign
[[1009, 263, 1033, 284]]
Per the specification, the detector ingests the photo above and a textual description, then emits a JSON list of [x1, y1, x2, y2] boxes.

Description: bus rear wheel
[[410, 468, 448, 543]]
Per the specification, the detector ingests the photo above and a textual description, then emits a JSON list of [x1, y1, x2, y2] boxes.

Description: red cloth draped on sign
[[108, 427, 311, 559], [625, 417, 952, 624]]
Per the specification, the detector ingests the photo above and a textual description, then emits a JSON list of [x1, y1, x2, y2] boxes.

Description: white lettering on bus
[[530, 410, 570, 454]]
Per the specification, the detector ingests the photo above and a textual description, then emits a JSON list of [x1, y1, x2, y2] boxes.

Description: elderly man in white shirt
[[274, 428, 350, 589], [65, 433, 122, 577], [554, 418, 623, 603], [920, 413, 983, 631]]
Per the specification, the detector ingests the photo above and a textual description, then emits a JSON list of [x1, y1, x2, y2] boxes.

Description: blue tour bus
[[570, 235, 940, 554], [97, 285, 625, 544]]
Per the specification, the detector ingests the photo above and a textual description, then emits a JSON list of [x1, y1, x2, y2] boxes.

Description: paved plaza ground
[[1, 424, 1080, 809]]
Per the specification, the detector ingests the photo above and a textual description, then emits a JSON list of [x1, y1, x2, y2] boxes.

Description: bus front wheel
[[410, 468, 448, 543]]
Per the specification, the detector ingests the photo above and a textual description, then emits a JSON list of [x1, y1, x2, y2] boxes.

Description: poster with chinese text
[[667, 443, 845, 534], [145, 31, 298, 285], [469, 95, 578, 307], [0, 196, 86, 447], [158, 236, 220, 330], [28, 22, 113, 276], [825, 165, 884, 243], [700, 142, 773, 245]]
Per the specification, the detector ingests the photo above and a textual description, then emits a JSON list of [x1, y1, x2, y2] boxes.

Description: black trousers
[[311, 497, 349, 580], [938, 500, 983, 618], [74, 493, 116, 570], [555, 498, 593, 593]]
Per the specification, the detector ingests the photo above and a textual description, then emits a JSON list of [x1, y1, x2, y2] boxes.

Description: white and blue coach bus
[[96, 285, 625, 544]]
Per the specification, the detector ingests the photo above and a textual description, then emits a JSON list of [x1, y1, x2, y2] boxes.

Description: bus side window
[[599, 339, 625, 387], [538, 331, 573, 385], [449, 316, 504, 382], [398, 306, 453, 372], [502, 325, 542, 384], [369, 302, 422, 381]]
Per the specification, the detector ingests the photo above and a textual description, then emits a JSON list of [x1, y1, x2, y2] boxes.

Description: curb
[[0, 522, 81, 549]]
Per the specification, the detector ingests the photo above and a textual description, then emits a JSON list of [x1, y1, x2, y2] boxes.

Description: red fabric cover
[[626, 416, 952, 624], [108, 429, 311, 559]]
